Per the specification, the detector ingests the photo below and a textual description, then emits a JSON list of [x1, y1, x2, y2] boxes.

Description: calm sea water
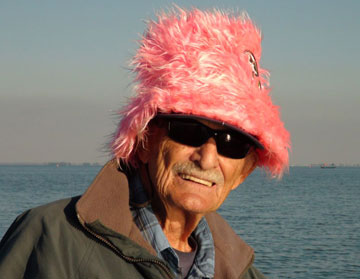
[[0, 165, 359, 278]]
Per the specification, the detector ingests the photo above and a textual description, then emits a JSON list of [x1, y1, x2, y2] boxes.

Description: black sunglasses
[[166, 119, 254, 159]]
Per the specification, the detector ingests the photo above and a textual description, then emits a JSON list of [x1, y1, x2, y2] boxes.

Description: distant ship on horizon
[[320, 163, 336, 169]]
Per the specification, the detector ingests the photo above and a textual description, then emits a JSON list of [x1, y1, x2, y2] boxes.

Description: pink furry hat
[[112, 7, 290, 177]]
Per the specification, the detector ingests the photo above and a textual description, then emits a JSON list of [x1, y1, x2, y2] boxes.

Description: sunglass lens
[[217, 132, 251, 159], [169, 121, 208, 147]]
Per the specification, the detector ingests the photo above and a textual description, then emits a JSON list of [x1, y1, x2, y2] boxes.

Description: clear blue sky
[[1, 0, 359, 165]]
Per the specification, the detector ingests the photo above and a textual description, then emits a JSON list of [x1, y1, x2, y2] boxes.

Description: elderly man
[[0, 8, 290, 279]]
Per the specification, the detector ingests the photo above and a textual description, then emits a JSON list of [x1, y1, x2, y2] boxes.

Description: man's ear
[[136, 139, 150, 164], [136, 119, 165, 164], [231, 150, 258, 190]]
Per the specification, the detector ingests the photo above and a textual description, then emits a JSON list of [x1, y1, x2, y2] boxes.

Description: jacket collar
[[76, 159, 254, 278], [76, 159, 156, 255]]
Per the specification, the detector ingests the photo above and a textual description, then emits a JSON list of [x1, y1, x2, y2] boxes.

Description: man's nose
[[190, 138, 220, 170]]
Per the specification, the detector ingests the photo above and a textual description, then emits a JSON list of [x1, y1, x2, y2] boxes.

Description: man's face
[[138, 119, 257, 216]]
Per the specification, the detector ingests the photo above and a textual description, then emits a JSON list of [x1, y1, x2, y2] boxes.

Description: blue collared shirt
[[129, 173, 215, 279]]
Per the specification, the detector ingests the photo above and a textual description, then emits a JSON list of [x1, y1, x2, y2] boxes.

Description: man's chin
[[172, 195, 218, 215]]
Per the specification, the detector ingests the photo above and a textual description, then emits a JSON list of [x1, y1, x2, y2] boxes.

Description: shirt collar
[[128, 170, 149, 206]]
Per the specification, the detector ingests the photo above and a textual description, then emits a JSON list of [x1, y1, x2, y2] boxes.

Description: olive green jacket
[[0, 160, 265, 279]]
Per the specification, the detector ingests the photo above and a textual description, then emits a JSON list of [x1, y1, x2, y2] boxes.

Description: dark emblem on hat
[[245, 51, 262, 89]]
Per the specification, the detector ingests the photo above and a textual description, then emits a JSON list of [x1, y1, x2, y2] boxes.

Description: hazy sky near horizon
[[1, 0, 359, 165]]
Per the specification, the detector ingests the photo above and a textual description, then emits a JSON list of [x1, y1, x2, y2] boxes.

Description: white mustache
[[172, 162, 224, 185]]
